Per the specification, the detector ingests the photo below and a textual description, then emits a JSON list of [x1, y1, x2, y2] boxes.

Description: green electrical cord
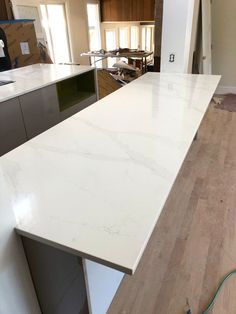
[[202, 269, 236, 314]]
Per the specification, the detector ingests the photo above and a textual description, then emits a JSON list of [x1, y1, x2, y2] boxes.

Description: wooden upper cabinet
[[130, 0, 142, 21], [101, 0, 155, 22], [122, 0, 132, 21], [101, 0, 111, 21], [141, 0, 155, 21]]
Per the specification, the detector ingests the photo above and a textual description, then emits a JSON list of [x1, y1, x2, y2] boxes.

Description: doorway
[[40, 3, 71, 63]]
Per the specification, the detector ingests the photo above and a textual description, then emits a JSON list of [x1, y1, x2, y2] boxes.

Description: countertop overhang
[[0, 72, 221, 274]]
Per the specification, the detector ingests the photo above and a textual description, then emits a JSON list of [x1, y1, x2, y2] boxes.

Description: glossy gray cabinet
[[0, 70, 97, 155], [19, 84, 60, 140], [0, 98, 27, 156], [22, 237, 89, 314], [56, 70, 97, 121]]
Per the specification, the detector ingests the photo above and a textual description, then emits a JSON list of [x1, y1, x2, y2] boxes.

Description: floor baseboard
[[216, 85, 236, 95]]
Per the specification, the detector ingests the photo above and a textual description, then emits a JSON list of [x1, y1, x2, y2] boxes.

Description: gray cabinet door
[[22, 237, 89, 314], [0, 98, 27, 156], [19, 84, 60, 139]]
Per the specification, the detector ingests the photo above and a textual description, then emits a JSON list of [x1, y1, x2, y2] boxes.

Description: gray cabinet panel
[[22, 237, 89, 314], [20, 84, 60, 139], [0, 98, 27, 156]]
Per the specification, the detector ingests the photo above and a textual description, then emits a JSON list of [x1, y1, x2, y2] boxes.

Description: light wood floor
[[108, 102, 236, 314]]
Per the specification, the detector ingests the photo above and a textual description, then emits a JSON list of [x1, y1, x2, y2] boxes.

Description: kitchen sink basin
[[0, 80, 14, 86]]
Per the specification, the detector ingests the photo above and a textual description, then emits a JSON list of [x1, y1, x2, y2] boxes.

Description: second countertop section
[[0, 63, 93, 103]]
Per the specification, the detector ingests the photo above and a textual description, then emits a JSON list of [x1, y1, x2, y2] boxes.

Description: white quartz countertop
[[0, 72, 220, 274], [0, 63, 94, 103]]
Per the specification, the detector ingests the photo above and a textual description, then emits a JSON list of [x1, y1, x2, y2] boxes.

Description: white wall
[[161, 0, 200, 73], [184, 0, 200, 73], [212, 0, 236, 93], [83, 259, 124, 314]]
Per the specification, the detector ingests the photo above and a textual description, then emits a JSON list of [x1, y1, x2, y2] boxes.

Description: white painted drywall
[[83, 259, 124, 314], [184, 0, 200, 73], [161, 0, 200, 74], [212, 0, 236, 92], [161, 0, 189, 72], [0, 168, 41, 314]]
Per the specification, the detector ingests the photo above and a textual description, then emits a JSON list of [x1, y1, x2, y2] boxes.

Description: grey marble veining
[[0, 72, 220, 274]]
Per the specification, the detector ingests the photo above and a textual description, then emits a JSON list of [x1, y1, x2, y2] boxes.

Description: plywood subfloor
[[108, 102, 236, 314]]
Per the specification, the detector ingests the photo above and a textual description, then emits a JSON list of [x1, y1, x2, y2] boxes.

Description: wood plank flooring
[[108, 102, 236, 314]]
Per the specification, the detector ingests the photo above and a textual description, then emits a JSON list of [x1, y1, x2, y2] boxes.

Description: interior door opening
[[40, 3, 71, 64]]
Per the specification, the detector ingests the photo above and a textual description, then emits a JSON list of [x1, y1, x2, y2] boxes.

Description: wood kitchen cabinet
[[0, 98, 27, 156], [19, 84, 60, 140], [101, 0, 155, 22], [139, 0, 155, 21]]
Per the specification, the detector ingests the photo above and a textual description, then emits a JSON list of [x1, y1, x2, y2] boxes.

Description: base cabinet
[[0, 69, 97, 154], [22, 237, 124, 314], [19, 84, 60, 140], [22, 237, 89, 314], [0, 98, 27, 156]]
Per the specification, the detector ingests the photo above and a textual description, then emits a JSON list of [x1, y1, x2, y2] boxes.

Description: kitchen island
[[0, 63, 95, 103], [0, 64, 97, 156], [0, 72, 220, 314]]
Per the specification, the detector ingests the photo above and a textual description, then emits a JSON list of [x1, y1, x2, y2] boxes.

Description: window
[[119, 27, 129, 48], [146, 27, 152, 51], [13, 4, 46, 44], [130, 26, 139, 49], [105, 29, 116, 51], [87, 3, 101, 67], [87, 3, 101, 52], [141, 25, 155, 52], [141, 27, 146, 51], [17, 6, 43, 40], [105, 29, 117, 68], [102, 23, 155, 67], [40, 4, 71, 64]]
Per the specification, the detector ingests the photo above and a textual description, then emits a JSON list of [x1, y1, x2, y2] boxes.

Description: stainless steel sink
[[0, 80, 14, 86]]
